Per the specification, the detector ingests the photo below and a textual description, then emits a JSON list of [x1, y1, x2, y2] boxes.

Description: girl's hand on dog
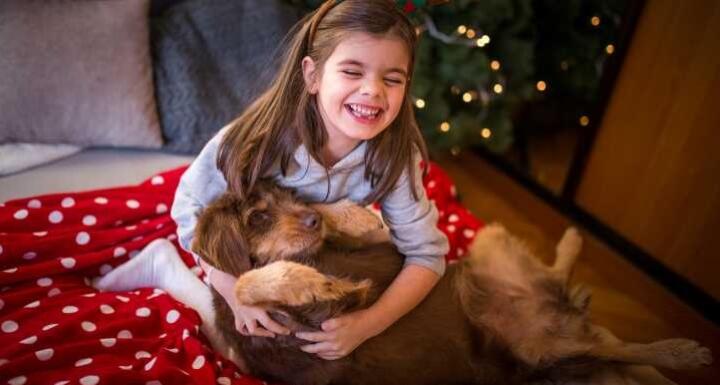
[[234, 304, 290, 338], [296, 309, 374, 360]]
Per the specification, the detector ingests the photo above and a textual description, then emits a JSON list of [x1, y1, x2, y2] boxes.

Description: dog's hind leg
[[552, 227, 583, 284]]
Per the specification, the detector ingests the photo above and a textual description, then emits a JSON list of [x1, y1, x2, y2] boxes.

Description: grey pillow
[[0, 0, 163, 148], [152, 0, 302, 154]]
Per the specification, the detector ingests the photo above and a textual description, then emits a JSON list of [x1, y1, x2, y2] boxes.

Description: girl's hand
[[233, 303, 290, 338], [295, 310, 374, 360]]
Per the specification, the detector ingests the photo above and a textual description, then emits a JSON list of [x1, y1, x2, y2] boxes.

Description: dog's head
[[191, 181, 325, 276]]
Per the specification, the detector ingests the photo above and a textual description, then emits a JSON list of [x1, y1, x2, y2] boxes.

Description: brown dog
[[189, 181, 712, 385]]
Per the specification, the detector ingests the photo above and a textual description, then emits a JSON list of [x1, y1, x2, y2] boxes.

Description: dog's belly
[[231, 243, 493, 385]]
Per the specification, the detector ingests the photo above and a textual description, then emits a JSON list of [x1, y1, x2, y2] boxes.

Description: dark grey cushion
[[152, 0, 302, 154]]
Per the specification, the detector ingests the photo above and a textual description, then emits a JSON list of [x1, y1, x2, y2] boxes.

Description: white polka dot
[[164, 348, 178, 353], [166, 310, 180, 324], [448, 214, 459, 223], [82, 215, 97, 226], [100, 338, 116, 347], [0, 358, 8, 366], [116, 295, 129, 303], [42, 323, 58, 331], [79, 375, 99, 385], [82, 321, 97, 332], [48, 210, 63, 224], [156, 223, 164, 230], [20, 335, 37, 344], [24, 300, 40, 309], [158, 333, 167, 339], [156, 203, 168, 214], [82, 293, 96, 298], [2, 320, 19, 333], [126, 200, 140, 209], [217, 377, 231, 385], [8, 376, 26, 385], [136, 307, 151, 317], [450, 185, 457, 196], [457, 248, 464, 257], [100, 304, 115, 314], [22, 252, 37, 260], [119, 365, 133, 370], [113, 247, 127, 258], [151, 176, 165, 185], [61, 197, 75, 208], [14, 209, 28, 220], [117, 330, 132, 339], [27, 199, 42, 208], [33, 231, 47, 237], [99, 264, 113, 275], [182, 329, 190, 340], [55, 381, 69, 385], [37, 277, 53, 287], [132, 236, 144, 242], [447, 225, 456, 233], [47, 288, 61, 297], [94, 197, 108, 205], [60, 258, 76, 269], [0, 299, 3, 311], [191, 355, 205, 369], [135, 351, 151, 360], [167, 234, 177, 241], [144, 356, 157, 371], [75, 358, 92, 367], [125, 225, 137, 231], [463, 229, 476, 239], [76, 232, 90, 245], [427, 180, 436, 188], [0, 244, 3, 255], [35, 348, 53, 361], [62, 306, 79, 314]]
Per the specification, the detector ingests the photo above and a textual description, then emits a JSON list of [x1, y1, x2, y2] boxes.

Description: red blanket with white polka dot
[[0, 163, 482, 385]]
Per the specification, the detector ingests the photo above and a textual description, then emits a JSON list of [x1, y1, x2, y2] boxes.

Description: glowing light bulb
[[415, 99, 426, 109], [462, 92, 473, 103], [493, 84, 503, 94], [579, 115, 590, 126], [490, 60, 501, 71], [457, 25, 467, 34], [536, 81, 547, 92], [440, 122, 450, 132], [481, 128, 492, 139], [591, 16, 601, 27], [606, 44, 615, 54], [466, 29, 476, 39]]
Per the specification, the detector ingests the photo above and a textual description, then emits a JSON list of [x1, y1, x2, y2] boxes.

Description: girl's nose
[[360, 79, 383, 97]]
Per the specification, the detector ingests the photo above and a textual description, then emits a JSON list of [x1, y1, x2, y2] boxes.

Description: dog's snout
[[301, 211, 321, 230]]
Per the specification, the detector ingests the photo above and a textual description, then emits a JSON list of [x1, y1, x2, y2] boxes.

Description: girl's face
[[303, 32, 410, 155]]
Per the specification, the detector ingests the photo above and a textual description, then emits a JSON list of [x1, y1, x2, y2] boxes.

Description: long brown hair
[[217, 0, 429, 204]]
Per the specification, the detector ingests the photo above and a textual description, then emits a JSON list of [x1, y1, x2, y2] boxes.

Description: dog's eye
[[248, 210, 270, 227]]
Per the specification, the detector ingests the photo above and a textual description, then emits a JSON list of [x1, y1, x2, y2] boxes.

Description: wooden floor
[[434, 152, 719, 385]]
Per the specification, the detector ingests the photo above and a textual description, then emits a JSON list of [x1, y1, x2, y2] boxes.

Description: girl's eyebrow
[[337, 59, 408, 77]]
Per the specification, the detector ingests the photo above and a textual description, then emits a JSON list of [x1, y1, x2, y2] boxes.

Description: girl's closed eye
[[384, 77, 404, 85], [341, 70, 362, 77]]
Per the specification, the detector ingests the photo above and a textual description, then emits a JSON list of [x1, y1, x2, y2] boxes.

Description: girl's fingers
[[318, 353, 343, 361], [295, 331, 329, 342], [300, 342, 336, 354], [258, 313, 290, 335]]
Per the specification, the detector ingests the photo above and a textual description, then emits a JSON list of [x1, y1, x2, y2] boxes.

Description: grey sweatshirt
[[171, 126, 449, 276]]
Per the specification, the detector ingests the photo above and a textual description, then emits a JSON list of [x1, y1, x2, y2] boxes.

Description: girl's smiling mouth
[[345, 103, 383, 123]]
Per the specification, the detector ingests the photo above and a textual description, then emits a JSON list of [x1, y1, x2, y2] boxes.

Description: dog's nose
[[301, 211, 321, 230]]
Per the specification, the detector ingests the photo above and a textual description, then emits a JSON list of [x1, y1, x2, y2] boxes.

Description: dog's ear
[[192, 193, 252, 276]]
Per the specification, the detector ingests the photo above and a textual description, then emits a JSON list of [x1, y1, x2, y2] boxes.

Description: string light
[[490, 60, 501, 71], [591, 16, 601, 27], [481, 128, 492, 139], [579, 115, 590, 126], [493, 83, 503, 94], [462, 92, 473, 103], [536, 81, 547, 92], [457, 25, 467, 34], [605, 44, 615, 54], [475, 35, 490, 47], [466, 29, 476, 39], [415, 98, 426, 109], [440, 122, 451, 132]]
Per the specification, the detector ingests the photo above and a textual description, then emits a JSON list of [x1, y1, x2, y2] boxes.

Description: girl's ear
[[301, 56, 319, 94]]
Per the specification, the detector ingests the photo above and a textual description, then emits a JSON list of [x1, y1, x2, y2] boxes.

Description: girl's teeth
[[349, 104, 380, 117]]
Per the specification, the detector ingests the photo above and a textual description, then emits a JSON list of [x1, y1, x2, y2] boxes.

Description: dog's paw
[[647, 338, 713, 370], [315, 200, 384, 237], [235, 261, 371, 308]]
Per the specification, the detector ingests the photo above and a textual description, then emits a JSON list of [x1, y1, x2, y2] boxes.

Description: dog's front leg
[[311, 200, 390, 247]]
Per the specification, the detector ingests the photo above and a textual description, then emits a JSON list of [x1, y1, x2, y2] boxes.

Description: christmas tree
[[286, 0, 626, 156]]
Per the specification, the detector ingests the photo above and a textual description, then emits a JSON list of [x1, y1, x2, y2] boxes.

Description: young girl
[[171, 0, 449, 361]]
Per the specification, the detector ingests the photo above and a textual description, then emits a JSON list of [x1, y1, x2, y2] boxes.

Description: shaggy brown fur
[[192, 181, 712, 385]]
